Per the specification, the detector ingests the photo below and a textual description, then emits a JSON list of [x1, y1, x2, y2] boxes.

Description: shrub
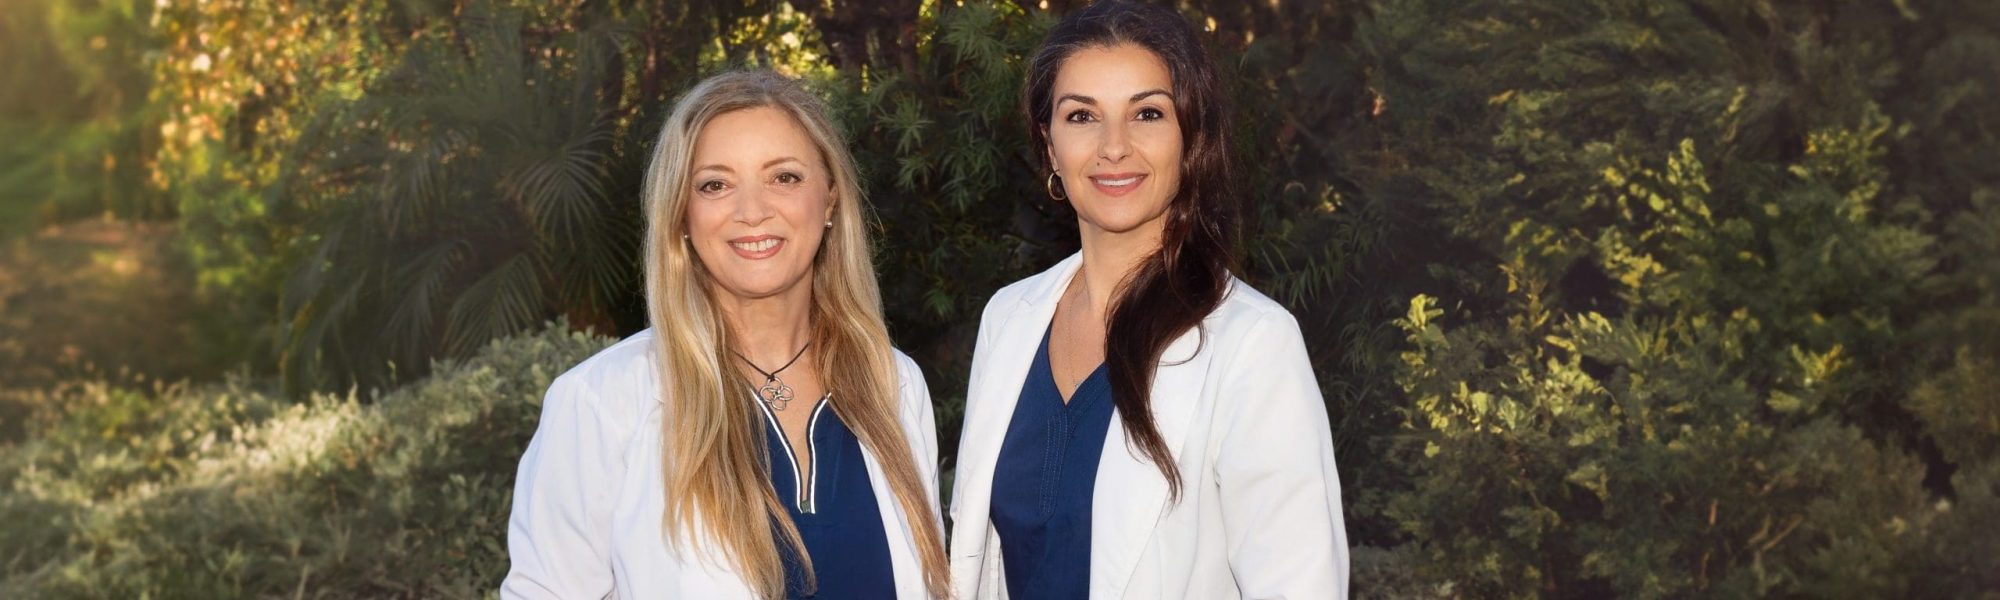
[[0, 323, 611, 598]]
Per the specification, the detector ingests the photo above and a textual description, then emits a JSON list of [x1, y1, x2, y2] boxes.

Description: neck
[[1074, 219, 1166, 321], [714, 281, 815, 368]]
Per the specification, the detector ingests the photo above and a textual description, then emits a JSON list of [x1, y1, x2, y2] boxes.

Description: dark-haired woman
[[946, 2, 1349, 599]]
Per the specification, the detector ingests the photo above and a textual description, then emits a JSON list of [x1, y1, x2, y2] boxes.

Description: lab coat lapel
[[1090, 322, 1215, 598], [950, 255, 1081, 565]]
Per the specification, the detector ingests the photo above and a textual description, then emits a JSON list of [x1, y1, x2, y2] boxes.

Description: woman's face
[[1046, 42, 1184, 242], [685, 106, 835, 303]]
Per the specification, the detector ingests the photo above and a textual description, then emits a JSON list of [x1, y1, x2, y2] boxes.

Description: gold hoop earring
[[1046, 172, 1068, 201]]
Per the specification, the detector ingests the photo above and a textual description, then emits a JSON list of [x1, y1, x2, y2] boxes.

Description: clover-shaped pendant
[[760, 379, 795, 411]]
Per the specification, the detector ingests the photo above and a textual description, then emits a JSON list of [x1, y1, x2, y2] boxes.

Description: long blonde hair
[[639, 70, 949, 599]]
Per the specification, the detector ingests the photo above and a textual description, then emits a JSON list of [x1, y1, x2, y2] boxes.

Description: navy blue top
[[759, 395, 896, 599], [990, 326, 1116, 600]]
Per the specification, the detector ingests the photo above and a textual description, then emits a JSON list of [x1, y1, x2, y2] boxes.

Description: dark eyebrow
[[1056, 89, 1173, 108], [1055, 93, 1097, 107]]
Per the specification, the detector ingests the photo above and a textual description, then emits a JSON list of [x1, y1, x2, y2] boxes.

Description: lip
[[1089, 172, 1147, 197], [726, 234, 785, 259]]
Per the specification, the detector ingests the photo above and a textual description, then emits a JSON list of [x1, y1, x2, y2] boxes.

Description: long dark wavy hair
[[1024, 0, 1238, 501]]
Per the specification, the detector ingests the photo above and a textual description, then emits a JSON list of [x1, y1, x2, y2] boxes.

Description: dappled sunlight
[[0, 221, 205, 391], [0, 325, 611, 596]]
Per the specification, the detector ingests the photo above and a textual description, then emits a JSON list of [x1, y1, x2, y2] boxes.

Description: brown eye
[[697, 180, 727, 194], [1137, 107, 1165, 121], [1065, 109, 1096, 123], [774, 171, 803, 185]]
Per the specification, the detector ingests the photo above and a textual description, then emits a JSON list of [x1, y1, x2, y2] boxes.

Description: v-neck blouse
[[756, 395, 896, 599], [988, 326, 1116, 599]]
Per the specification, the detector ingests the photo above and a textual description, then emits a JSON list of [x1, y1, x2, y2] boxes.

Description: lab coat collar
[[959, 252, 1221, 597]]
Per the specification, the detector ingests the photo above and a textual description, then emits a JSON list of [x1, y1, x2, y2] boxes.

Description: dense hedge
[[0, 325, 609, 598]]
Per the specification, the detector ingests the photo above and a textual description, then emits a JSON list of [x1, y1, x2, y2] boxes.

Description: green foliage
[[277, 5, 638, 391], [1217, 0, 1416, 543], [1910, 348, 2000, 471], [144, 0, 406, 377], [1360, 0, 2000, 595], [0, 0, 165, 231], [159, 0, 868, 391], [1391, 293, 1937, 596], [830, 1, 1061, 461], [0, 324, 612, 598]]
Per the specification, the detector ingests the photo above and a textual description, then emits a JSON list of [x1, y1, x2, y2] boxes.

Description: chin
[[712, 272, 812, 301], [1079, 208, 1171, 236]]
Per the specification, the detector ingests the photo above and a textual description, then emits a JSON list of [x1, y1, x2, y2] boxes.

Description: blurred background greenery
[[1, 0, 1996, 597]]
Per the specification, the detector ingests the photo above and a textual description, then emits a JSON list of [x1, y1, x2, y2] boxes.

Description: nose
[[731, 182, 775, 226], [1098, 120, 1132, 164]]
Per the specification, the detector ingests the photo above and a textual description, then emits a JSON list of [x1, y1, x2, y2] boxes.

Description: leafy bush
[[0, 323, 611, 598], [1355, 0, 2000, 595]]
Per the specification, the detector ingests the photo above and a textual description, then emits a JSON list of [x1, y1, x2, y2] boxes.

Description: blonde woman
[[502, 71, 949, 599]]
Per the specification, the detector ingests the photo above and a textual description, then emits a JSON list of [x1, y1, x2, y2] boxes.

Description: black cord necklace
[[734, 341, 811, 411]]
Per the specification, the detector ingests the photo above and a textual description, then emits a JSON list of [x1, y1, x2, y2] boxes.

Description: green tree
[[0, 0, 163, 230], [276, 7, 636, 390], [1353, 0, 2000, 595], [163, 0, 815, 389]]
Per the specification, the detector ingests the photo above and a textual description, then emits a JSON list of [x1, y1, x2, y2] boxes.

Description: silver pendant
[[760, 379, 795, 411]]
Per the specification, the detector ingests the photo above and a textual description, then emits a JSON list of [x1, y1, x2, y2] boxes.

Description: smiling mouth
[[728, 237, 784, 258], [1090, 173, 1147, 196], [732, 238, 779, 251]]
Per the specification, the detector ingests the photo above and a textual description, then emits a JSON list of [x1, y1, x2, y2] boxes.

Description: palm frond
[[443, 251, 548, 356], [508, 126, 613, 247], [382, 237, 470, 360]]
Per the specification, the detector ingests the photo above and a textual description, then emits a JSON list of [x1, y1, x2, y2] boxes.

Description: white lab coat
[[947, 253, 1350, 600], [502, 329, 943, 599]]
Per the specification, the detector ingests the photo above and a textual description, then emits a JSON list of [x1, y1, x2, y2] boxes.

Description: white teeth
[[731, 238, 780, 253], [1097, 176, 1141, 186]]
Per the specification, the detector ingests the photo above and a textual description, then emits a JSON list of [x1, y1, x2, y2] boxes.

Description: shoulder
[[889, 346, 926, 390], [979, 253, 1080, 324], [1204, 277, 1308, 353], [887, 346, 931, 411], [545, 328, 663, 420], [983, 271, 1042, 310], [1192, 278, 1320, 372], [979, 275, 1038, 323], [1203, 279, 1326, 429]]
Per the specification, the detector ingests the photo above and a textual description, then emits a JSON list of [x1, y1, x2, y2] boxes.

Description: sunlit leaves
[[0, 0, 166, 227], [0, 325, 614, 597]]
